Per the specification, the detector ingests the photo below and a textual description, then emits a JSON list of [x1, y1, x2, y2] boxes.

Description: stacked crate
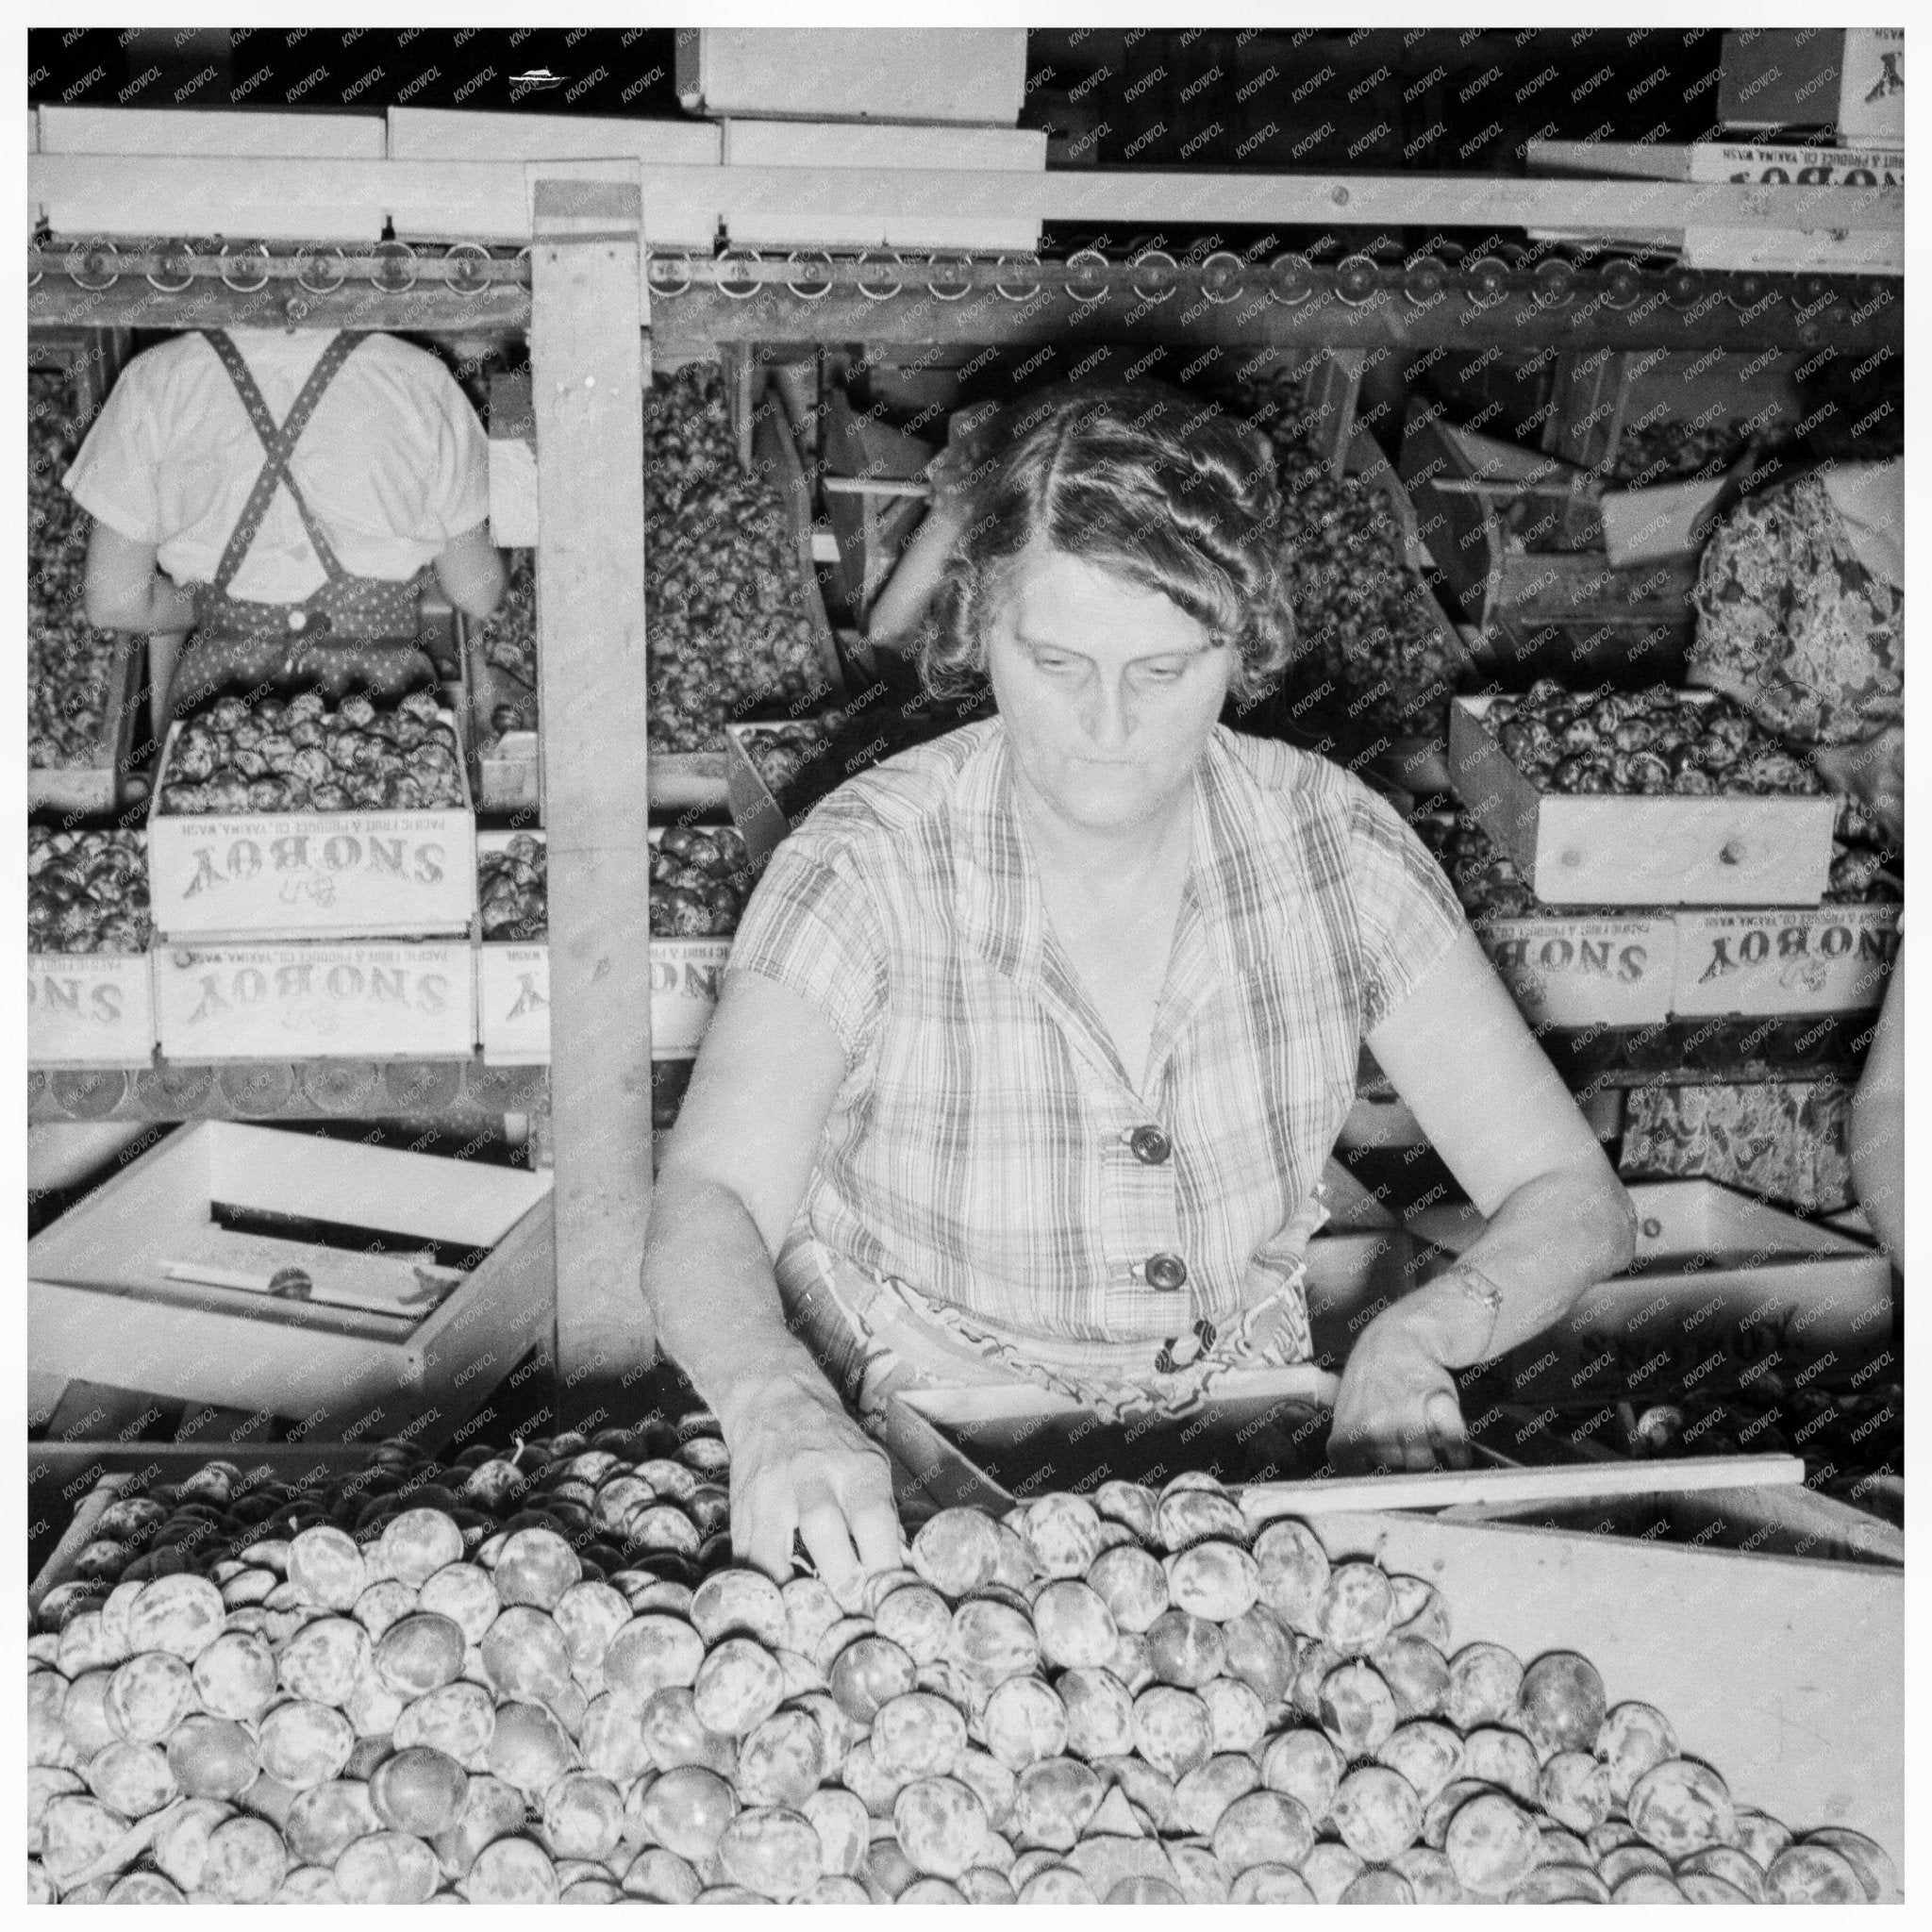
[[143, 695, 480, 1064]]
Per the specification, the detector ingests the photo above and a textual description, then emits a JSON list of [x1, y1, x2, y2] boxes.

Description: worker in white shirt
[[64, 326, 507, 736]]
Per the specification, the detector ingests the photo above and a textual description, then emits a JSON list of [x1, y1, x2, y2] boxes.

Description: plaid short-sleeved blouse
[[725, 718, 1466, 1354]]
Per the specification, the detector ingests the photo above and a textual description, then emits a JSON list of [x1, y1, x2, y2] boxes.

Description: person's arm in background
[[81, 524, 196, 741], [83, 522, 197, 634], [861, 443, 981, 649], [1849, 940, 1905, 1268], [432, 521, 508, 622], [1334, 927, 1638, 1472]]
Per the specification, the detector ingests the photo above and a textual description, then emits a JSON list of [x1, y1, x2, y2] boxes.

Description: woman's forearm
[[1401, 1166, 1639, 1369], [642, 1171, 836, 1434]]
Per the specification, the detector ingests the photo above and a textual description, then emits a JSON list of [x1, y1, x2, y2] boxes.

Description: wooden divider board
[[531, 181, 657, 1397], [1311, 1510, 1904, 1881]]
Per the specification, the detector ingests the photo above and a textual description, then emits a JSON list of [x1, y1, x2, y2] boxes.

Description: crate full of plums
[[1447, 686, 1836, 908], [27, 828, 157, 1068], [146, 690, 477, 943], [475, 827, 749, 1064]]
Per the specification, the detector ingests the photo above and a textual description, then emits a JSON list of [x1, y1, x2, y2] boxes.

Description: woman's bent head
[[921, 382, 1296, 708]]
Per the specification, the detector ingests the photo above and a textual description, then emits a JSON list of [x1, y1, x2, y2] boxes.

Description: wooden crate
[[27, 950, 156, 1068], [1474, 912, 1677, 1031], [753, 371, 846, 702], [1401, 410, 1703, 685], [153, 941, 475, 1061], [1303, 1510, 1902, 1877], [27, 631, 147, 816], [27, 1123, 553, 1441], [1671, 906, 1900, 1019], [145, 713, 478, 941], [475, 829, 732, 1064], [1448, 694, 1835, 908]]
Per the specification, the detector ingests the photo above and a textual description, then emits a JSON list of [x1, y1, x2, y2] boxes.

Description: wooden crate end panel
[[410, 1192, 556, 1406], [29, 1277, 404, 1427], [153, 942, 475, 1061], [27, 952, 157, 1068], [1529, 793, 1835, 908], [1474, 916, 1676, 1029], [1669, 907, 1900, 1018]]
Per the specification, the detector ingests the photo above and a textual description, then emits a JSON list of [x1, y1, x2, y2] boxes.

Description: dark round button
[[1144, 1252, 1189, 1292], [1129, 1125, 1172, 1166]]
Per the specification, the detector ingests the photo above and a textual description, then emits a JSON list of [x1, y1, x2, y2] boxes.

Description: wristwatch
[[1436, 1262, 1507, 1363]]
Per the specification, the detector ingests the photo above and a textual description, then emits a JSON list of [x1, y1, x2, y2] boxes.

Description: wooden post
[[530, 178, 657, 1418]]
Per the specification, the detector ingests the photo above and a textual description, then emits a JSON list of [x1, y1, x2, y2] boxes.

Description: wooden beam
[[29, 154, 1901, 249], [530, 178, 658, 1415]]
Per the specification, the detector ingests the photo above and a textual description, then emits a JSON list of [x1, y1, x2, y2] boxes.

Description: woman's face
[[984, 542, 1235, 836]]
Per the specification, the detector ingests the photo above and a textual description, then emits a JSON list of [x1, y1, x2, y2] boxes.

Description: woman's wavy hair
[[919, 381, 1297, 706]]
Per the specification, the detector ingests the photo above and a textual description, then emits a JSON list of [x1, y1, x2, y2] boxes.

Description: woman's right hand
[[717, 1368, 904, 1603]]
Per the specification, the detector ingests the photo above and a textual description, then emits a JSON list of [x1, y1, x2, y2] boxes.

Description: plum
[[202, 1814, 290, 1902], [735, 1706, 829, 1808], [1374, 1632, 1451, 1720], [640, 1764, 738, 1862], [690, 1569, 787, 1649], [604, 1613, 705, 1702], [1516, 1650, 1607, 1757], [873, 1581, 951, 1664], [1031, 1579, 1119, 1670], [1302, 1840, 1366, 1903], [541, 1771, 625, 1861], [1010, 1757, 1105, 1851], [1219, 1602, 1296, 1704], [1024, 1494, 1107, 1576], [279, 1614, 373, 1707], [872, 1689, 969, 1780], [1260, 1727, 1343, 1822], [1627, 1757, 1734, 1858], [1375, 1719, 1462, 1809], [1173, 1751, 1261, 1834], [1146, 1607, 1224, 1688], [1445, 1640, 1523, 1730], [106, 1648, 195, 1742], [1211, 1787, 1315, 1874], [461, 1835, 559, 1903], [1130, 1685, 1213, 1782], [486, 1700, 576, 1796], [1593, 1698, 1678, 1805], [910, 1508, 1003, 1596], [258, 1699, 356, 1789], [717, 1805, 822, 1899], [1443, 1790, 1541, 1894], [1085, 1543, 1168, 1634], [894, 1774, 991, 1878], [370, 1744, 469, 1837], [1331, 1763, 1424, 1864], [493, 1528, 580, 1610], [287, 1527, 367, 1612], [1317, 1657, 1399, 1757], [126, 1571, 226, 1658], [1167, 1540, 1260, 1624], [1227, 1862, 1316, 1903], [1538, 1748, 1613, 1832], [1457, 1725, 1541, 1806], [166, 1712, 260, 1800]]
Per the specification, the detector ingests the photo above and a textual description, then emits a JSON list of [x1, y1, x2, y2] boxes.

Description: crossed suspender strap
[[202, 329, 364, 595]]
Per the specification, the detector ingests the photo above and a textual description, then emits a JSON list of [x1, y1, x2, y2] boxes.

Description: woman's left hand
[[1328, 1303, 1473, 1474]]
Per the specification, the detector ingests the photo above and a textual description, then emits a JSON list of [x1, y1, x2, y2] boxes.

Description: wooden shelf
[[27, 1056, 547, 1125]]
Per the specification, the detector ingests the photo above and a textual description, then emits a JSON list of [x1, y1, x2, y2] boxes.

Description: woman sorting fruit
[[645, 387, 1637, 1593], [63, 326, 507, 733]]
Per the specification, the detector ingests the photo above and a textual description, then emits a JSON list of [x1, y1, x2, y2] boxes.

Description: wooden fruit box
[[1400, 410, 1702, 686], [27, 950, 156, 1069], [1448, 693, 1835, 908], [475, 829, 733, 1065], [1670, 906, 1900, 1019], [27, 950, 155, 1074], [27, 632, 147, 816], [152, 941, 475, 1062], [145, 712, 478, 942], [27, 1123, 554, 1443], [1304, 1509, 1903, 1882]]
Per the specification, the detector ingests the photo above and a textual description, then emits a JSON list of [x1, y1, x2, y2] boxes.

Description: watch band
[[1439, 1261, 1507, 1362]]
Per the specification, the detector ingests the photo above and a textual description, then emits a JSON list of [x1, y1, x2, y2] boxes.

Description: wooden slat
[[530, 179, 658, 1406], [1241, 1453, 1806, 1523], [28, 155, 1903, 249]]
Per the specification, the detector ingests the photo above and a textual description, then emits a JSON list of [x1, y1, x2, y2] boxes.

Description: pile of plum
[[27, 1432, 1894, 1905]]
